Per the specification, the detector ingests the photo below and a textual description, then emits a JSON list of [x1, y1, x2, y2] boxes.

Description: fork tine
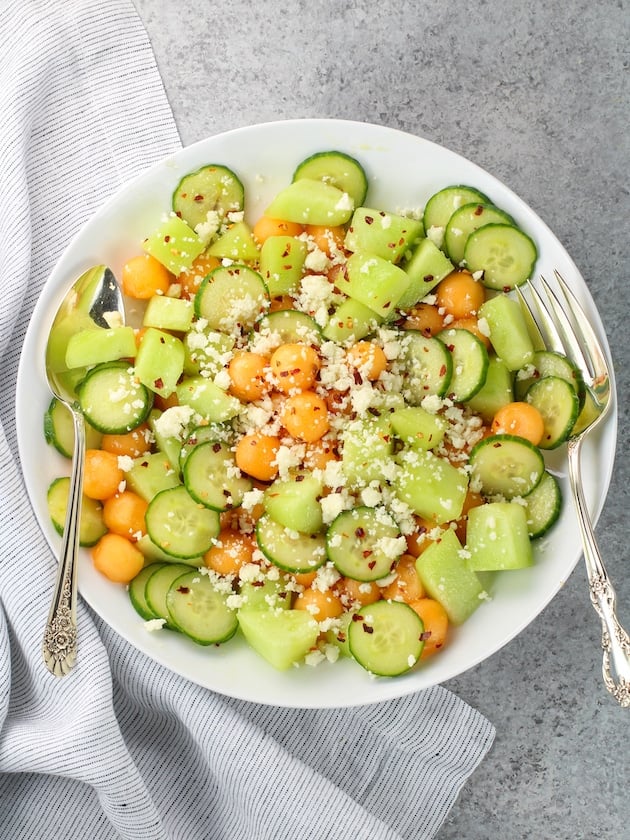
[[552, 270, 608, 381], [515, 285, 547, 352], [537, 274, 594, 378], [519, 278, 565, 355]]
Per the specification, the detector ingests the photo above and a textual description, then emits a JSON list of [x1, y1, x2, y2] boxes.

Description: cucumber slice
[[520, 470, 562, 538], [525, 375, 580, 449], [326, 507, 404, 581], [464, 224, 538, 290], [44, 397, 102, 458], [423, 185, 491, 233], [265, 178, 354, 226], [514, 349, 584, 404], [466, 501, 533, 571], [47, 476, 107, 547], [144, 562, 195, 628], [344, 208, 423, 263], [183, 440, 252, 512], [179, 423, 234, 470], [438, 327, 489, 402], [78, 362, 153, 434], [293, 150, 368, 206], [444, 203, 516, 266], [348, 600, 424, 676], [145, 485, 220, 559], [195, 265, 268, 333], [255, 514, 327, 573], [254, 309, 322, 345], [128, 563, 165, 620], [469, 433, 544, 499], [166, 570, 238, 645], [172, 163, 244, 230], [399, 330, 453, 403]]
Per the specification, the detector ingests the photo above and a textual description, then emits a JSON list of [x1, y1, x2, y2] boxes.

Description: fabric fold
[[0, 2, 494, 838]]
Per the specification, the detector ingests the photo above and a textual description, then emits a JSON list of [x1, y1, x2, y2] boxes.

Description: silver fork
[[518, 270, 630, 707]]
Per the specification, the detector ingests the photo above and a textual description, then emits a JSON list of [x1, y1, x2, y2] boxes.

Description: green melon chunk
[[344, 208, 423, 263], [65, 326, 137, 370], [176, 376, 241, 422], [478, 294, 534, 371], [207, 221, 260, 261], [336, 253, 411, 318], [264, 179, 354, 226], [143, 296, 194, 332], [394, 448, 468, 524], [390, 406, 447, 450], [237, 608, 320, 670], [415, 528, 486, 625], [397, 238, 455, 309], [143, 214, 205, 275], [134, 328, 185, 398], [264, 474, 324, 535], [259, 235, 308, 297], [466, 501, 533, 571]]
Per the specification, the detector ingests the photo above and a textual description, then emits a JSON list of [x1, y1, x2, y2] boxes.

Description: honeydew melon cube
[[143, 295, 194, 332], [466, 501, 533, 571], [65, 326, 137, 369], [183, 328, 235, 377], [397, 238, 455, 310], [390, 406, 447, 450], [263, 474, 324, 535], [238, 578, 292, 612], [176, 376, 241, 422], [125, 452, 180, 502], [415, 528, 486, 625], [394, 448, 468, 524], [264, 178, 354, 226], [134, 328, 185, 398], [259, 235, 308, 297], [322, 297, 384, 343], [237, 608, 319, 670], [465, 355, 514, 422], [335, 253, 411, 318], [340, 415, 394, 488], [143, 214, 205, 275], [478, 294, 534, 371], [207, 221, 260, 262], [344, 208, 423, 263]]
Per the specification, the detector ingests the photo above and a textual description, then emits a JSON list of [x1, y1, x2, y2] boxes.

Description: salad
[[44, 149, 585, 677]]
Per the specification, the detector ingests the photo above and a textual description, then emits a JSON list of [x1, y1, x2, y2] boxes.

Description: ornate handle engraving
[[42, 408, 85, 676], [568, 439, 630, 707]]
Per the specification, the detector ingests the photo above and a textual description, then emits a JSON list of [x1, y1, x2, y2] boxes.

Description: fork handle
[[567, 437, 630, 707], [42, 407, 85, 676]]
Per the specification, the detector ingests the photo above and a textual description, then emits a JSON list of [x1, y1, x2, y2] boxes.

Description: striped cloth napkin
[[0, 1, 495, 838]]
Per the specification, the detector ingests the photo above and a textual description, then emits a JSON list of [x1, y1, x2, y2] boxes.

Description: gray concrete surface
[[133, 1, 629, 837]]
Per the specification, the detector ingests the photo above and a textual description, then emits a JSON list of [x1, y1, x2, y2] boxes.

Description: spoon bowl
[[42, 265, 125, 676]]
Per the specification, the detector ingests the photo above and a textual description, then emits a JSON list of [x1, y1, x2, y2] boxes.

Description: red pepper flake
[[439, 364, 447, 376], [193, 194, 204, 202], [383, 300, 391, 309], [352, 613, 364, 622], [154, 377, 164, 389], [367, 560, 376, 569], [252, 580, 265, 587], [160, 337, 166, 344], [295, 474, 305, 482], [420, 631, 432, 641], [362, 623, 374, 633], [365, 216, 374, 225], [177, 586, 190, 594], [355, 527, 366, 538], [353, 369, 363, 385], [212, 442, 222, 452], [474, 205, 484, 216], [164, 235, 171, 243], [423, 274, 434, 282]]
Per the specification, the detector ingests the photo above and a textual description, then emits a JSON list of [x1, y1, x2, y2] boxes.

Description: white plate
[[16, 119, 617, 708]]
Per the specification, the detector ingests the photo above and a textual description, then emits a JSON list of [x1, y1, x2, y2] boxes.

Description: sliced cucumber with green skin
[[326, 507, 404, 581], [464, 224, 538, 290], [445, 202, 516, 266], [348, 600, 424, 676], [144, 562, 196, 628], [183, 440, 252, 512], [145, 485, 220, 559], [520, 470, 562, 538], [514, 350, 584, 404], [166, 570, 238, 645], [423, 185, 491, 233], [293, 150, 368, 206], [438, 327, 489, 402], [78, 361, 153, 434], [255, 513, 327, 573], [525, 375, 580, 449], [469, 433, 544, 499], [128, 563, 165, 621], [179, 423, 233, 470], [44, 397, 102, 457], [399, 330, 453, 403], [172, 163, 244, 230], [47, 477, 107, 547], [254, 309, 322, 345], [195, 264, 268, 333]]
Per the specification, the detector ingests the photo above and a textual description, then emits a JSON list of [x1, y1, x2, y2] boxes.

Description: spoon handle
[[42, 407, 86, 676]]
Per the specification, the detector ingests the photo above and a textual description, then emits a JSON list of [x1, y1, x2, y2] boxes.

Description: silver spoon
[[42, 265, 125, 676]]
